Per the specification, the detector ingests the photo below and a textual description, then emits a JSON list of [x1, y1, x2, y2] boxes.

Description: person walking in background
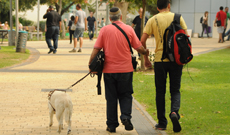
[[100, 18, 105, 27], [67, 16, 75, 44], [87, 12, 96, 41], [131, 8, 148, 60], [69, 4, 87, 53], [200, 11, 209, 38], [223, 7, 230, 41], [88, 7, 149, 133], [214, 6, 226, 43], [141, 0, 188, 132], [43, 5, 61, 54]]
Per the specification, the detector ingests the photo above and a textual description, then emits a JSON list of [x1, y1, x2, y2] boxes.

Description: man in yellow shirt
[[141, 0, 188, 132]]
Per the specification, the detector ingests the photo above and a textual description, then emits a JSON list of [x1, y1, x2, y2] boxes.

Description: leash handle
[[66, 72, 91, 89]]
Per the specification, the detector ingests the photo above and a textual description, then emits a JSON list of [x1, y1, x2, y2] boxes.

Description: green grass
[[133, 48, 230, 135], [0, 46, 30, 68]]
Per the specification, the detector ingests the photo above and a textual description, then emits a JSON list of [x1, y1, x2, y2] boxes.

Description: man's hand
[[85, 27, 88, 31], [144, 56, 152, 68], [214, 23, 217, 27]]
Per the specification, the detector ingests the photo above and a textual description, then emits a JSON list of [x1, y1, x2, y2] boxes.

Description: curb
[[133, 98, 168, 135]]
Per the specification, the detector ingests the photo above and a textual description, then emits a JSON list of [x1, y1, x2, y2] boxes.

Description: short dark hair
[[70, 16, 75, 21], [157, 0, 170, 10], [220, 6, 224, 10], [225, 7, 229, 9], [76, 4, 81, 9]]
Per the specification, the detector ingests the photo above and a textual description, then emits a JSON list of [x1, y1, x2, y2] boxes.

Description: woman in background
[[67, 16, 75, 44], [201, 11, 209, 38]]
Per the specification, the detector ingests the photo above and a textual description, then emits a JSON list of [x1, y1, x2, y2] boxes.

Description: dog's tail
[[64, 100, 73, 124]]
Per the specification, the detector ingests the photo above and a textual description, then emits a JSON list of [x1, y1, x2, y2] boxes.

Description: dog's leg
[[48, 104, 54, 127], [56, 110, 63, 133], [65, 104, 72, 134]]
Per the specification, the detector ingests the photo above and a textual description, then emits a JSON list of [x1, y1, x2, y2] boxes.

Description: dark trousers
[[222, 25, 227, 41], [69, 30, 74, 43], [104, 72, 133, 128], [45, 26, 59, 50], [201, 23, 209, 37], [88, 26, 94, 40], [154, 62, 183, 127]]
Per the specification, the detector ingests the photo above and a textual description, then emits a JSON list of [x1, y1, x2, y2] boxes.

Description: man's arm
[[131, 23, 135, 28], [74, 16, 78, 25], [141, 33, 152, 68], [94, 20, 96, 29], [43, 9, 50, 19], [88, 48, 101, 73]]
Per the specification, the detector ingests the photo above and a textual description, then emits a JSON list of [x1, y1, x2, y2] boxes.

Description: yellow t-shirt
[[143, 11, 187, 62]]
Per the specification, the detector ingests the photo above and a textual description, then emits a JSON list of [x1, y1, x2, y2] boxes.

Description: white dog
[[48, 90, 73, 134]]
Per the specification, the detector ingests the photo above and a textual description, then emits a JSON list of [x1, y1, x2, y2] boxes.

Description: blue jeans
[[154, 62, 183, 127], [45, 26, 59, 50], [104, 72, 133, 129], [88, 26, 94, 40]]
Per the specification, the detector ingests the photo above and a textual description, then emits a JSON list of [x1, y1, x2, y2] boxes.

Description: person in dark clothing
[[87, 12, 96, 40], [43, 5, 61, 54], [67, 16, 75, 44], [131, 8, 148, 59]]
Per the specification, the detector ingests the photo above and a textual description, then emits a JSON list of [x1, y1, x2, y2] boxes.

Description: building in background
[[170, 0, 230, 38]]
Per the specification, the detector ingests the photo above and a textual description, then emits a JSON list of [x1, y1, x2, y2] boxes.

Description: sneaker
[[106, 127, 116, 133], [69, 49, 76, 53], [53, 50, 57, 54], [170, 112, 181, 132], [122, 119, 133, 131], [155, 124, 166, 130], [77, 49, 82, 52], [48, 49, 54, 54]]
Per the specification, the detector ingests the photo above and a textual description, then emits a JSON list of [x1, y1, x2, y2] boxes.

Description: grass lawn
[[133, 48, 230, 135], [0, 46, 30, 68]]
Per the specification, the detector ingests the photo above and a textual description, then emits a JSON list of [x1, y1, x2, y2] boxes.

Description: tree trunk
[[140, 0, 146, 70], [114, 1, 129, 23]]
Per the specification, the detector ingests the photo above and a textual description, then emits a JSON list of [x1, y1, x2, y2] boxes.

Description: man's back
[[44, 11, 60, 27], [76, 10, 86, 28], [94, 21, 141, 73], [143, 11, 187, 62]]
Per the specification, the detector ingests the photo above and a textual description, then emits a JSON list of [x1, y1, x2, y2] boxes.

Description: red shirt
[[94, 21, 142, 73], [216, 10, 227, 26]]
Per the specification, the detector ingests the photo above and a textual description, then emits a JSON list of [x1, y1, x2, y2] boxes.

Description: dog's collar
[[48, 89, 66, 100], [48, 89, 66, 112]]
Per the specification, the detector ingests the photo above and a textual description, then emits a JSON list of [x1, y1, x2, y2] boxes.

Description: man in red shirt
[[215, 6, 227, 43], [89, 7, 150, 133]]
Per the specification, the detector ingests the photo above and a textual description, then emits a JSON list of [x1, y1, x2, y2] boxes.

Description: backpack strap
[[97, 71, 102, 95], [174, 13, 181, 24]]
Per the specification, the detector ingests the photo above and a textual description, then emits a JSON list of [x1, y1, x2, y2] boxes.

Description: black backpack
[[200, 16, 203, 23], [162, 13, 193, 65]]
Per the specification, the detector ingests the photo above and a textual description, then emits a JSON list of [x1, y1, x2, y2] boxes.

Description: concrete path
[[0, 37, 229, 135]]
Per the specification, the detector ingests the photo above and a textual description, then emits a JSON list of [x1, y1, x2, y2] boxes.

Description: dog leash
[[66, 72, 92, 90]]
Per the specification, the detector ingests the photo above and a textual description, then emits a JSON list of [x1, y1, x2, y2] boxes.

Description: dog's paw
[[57, 130, 61, 134], [49, 123, 53, 127], [67, 129, 71, 134]]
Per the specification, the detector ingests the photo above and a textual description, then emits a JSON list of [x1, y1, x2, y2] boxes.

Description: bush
[[39, 21, 46, 32]]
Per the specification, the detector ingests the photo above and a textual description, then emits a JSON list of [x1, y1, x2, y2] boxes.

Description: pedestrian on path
[[222, 7, 230, 41], [87, 12, 96, 41], [88, 7, 150, 133], [67, 16, 75, 44], [69, 4, 87, 53], [141, 0, 188, 132], [200, 11, 209, 38], [214, 6, 226, 43], [131, 8, 148, 59], [43, 5, 61, 54]]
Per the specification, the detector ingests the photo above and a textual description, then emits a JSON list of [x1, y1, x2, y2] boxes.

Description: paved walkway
[[0, 37, 229, 135]]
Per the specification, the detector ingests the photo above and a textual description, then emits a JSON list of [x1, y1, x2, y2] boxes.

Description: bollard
[[16, 31, 28, 53]]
